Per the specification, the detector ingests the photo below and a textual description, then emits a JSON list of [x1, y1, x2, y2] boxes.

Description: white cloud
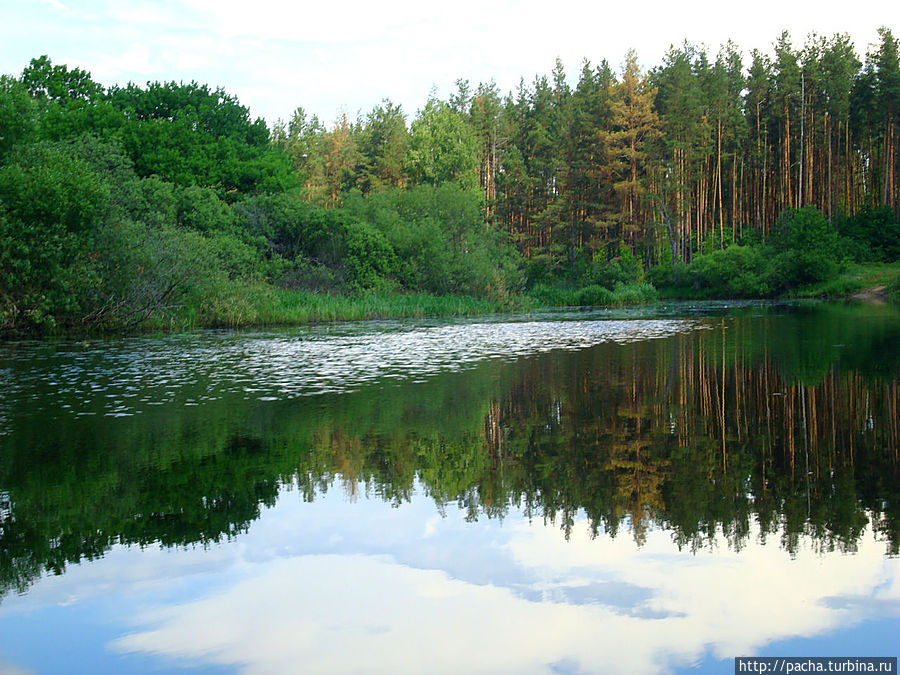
[[2, 482, 897, 674], [38, 0, 69, 12], [2, 0, 889, 125], [0, 661, 35, 675], [103, 519, 899, 674]]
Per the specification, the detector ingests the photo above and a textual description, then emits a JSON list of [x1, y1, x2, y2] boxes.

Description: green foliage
[[0, 141, 109, 328], [83, 77, 290, 197], [354, 99, 408, 192], [343, 183, 522, 300], [769, 207, 842, 288], [584, 246, 644, 289], [525, 247, 645, 303], [237, 192, 396, 291], [687, 245, 776, 297], [176, 184, 237, 233], [574, 284, 616, 305], [529, 281, 656, 307], [773, 206, 840, 255], [653, 208, 848, 298], [838, 205, 900, 262], [21, 55, 103, 103], [406, 98, 479, 189], [75, 221, 214, 329], [1, 56, 536, 333], [0, 76, 37, 158]]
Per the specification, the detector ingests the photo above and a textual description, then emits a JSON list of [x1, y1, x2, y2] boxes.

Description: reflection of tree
[[1, 305, 899, 598]]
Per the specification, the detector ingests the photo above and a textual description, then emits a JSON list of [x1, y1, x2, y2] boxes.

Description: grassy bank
[[785, 262, 900, 300], [653, 262, 900, 303], [162, 284, 518, 331], [528, 282, 658, 308]]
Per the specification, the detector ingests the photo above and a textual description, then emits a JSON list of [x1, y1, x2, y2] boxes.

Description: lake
[[1, 301, 898, 673]]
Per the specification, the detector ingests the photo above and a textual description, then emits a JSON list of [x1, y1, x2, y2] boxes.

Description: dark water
[[1, 301, 898, 673]]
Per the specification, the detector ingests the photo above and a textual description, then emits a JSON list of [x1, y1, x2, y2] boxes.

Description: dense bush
[[0, 76, 37, 159], [237, 193, 396, 291], [838, 205, 900, 263], [343, 183, 523, 300], [651, 208, 846, 298], [574, 285, 616, 306], [769, 207, 843, 289], [688, 245, 776, 297], [529, 281, 656, 307], [594, 247, 643, 289], [524, 245, 644, 296], [0, 141, 109, 327]]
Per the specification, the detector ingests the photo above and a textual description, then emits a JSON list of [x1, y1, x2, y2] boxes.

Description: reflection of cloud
[[111, 554, 664, 674], [104, 508, 900, 675], [505, 519, 897, 660], [2, 486, 897, 673], [38, 0, 68, 12], [0, 661, 35, 675]]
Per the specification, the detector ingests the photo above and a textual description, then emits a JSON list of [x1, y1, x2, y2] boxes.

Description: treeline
[[2, 29, 900, 332], [274, 29, 900, 270], [0, 57, 520, 332]]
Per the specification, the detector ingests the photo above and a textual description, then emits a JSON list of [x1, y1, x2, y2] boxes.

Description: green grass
[[787, 262, 900, 300], [528, 282, 658, 308], [178, 282, 516, 329]]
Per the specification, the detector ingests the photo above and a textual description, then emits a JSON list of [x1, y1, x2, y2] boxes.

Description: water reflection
[[3, 487, 897, 674], [0, 302, 899, 671], [111, 519, 896, 674], [0, 316, 701, 418]]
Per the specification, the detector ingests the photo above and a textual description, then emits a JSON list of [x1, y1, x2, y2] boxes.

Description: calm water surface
[[1, 301, 899, 673]]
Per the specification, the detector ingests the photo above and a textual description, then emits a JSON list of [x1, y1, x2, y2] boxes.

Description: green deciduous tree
[[0, 141, 109, 327], [406, 97, 479, 189]]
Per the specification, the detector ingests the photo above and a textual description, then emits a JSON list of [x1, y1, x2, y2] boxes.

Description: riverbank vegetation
[[1, 27, 899, 333]]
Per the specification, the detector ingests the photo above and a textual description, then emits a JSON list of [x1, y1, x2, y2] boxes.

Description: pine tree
[[608, 50, 660, 254]]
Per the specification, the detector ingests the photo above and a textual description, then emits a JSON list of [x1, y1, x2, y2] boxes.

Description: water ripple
[[0, 317, 703, 421]]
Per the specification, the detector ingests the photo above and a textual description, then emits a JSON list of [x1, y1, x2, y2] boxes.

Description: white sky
[[1, 0, 895, 128]]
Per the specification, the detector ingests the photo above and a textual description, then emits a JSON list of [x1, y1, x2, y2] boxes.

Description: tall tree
[[354, 99, 408, 193], [608, 50, 660, 252], [406, 97, 479, 190], [323, 112, 360, 207], [820, 34, 860, 223], [276, 106, 328, 203], [874, 27, 900, 209], [469, 81, 504, 224]]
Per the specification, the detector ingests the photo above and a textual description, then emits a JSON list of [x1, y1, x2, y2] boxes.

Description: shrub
[[0, 141, 109, 328], [689, 245, 776, 297], [837, 205, 900, 262], [236, 193, 397, 291], [611, 282, 657, 305], [593, 246, 644, 289], [529, 284, 570, 306], [574, 285, 615, 306], [773, 207, 840, 257], [344, 184, 523, 299]]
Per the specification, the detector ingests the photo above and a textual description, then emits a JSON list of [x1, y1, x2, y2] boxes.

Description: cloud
[[109, 553, 682, 674], [2, 482, 897, 673], [3, 0, 887, 126], [99, 504, 900, 674], [0, 661, 35, 675]]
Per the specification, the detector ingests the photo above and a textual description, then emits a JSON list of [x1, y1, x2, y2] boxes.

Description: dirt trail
[[848, 285, 889, 302]]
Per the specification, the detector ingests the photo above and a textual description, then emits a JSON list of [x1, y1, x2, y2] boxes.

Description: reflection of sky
[[1, 482, 898, 674]]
